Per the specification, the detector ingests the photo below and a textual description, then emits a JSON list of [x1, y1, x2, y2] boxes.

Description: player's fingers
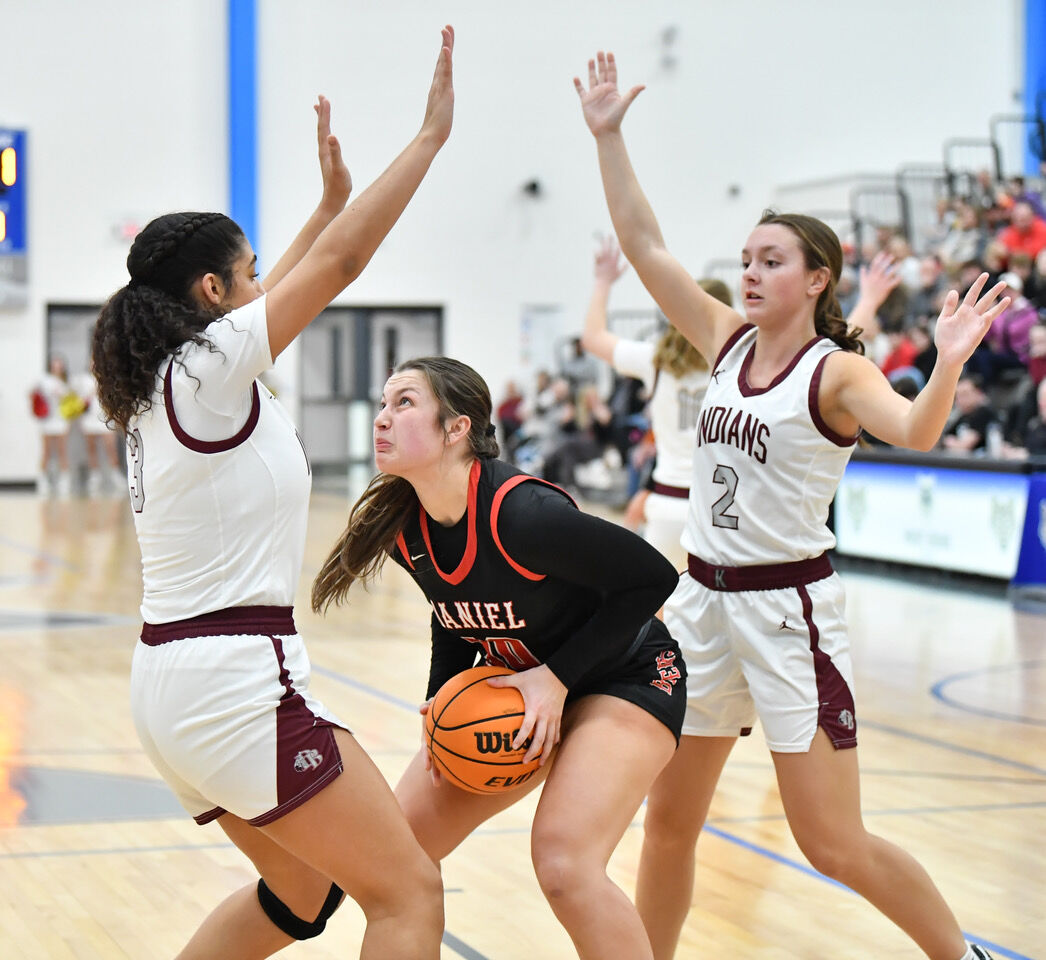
[[962, 272, 989, 306], [981, 296, 1011, 323], [587, 57, 597, 89], [939, 288, 959, 318], [573, 76, 585, 98], [975, 280, 1007, 312], [606, 51, 618, 85], [523, 718, 547, 763]]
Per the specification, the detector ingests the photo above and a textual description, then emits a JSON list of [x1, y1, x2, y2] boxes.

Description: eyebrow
[[741, 245, 786, 257], [381, 383, 420, 402]]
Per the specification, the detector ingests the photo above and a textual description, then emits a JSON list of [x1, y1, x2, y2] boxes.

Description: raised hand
[[314, 95, 351, 211], [934, 272, 1010, 367], [573, 51, 645, 138], [594, 234, 627, 285], [486, 664, 566, 766], [421, 25, 455, 145], [858, 251, 901, 310]]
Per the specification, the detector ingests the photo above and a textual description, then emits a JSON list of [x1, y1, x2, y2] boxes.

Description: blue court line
[[700, 826, 1033, 960], [0, 533, 79, 571], [930, 660, 1046, 727], [860, 717, 1046, 777]]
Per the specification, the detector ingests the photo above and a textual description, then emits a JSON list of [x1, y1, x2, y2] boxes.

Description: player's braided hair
[[312, 357, 499, 612], [92, 212, 247, 431], [757, 210, 865, 355]]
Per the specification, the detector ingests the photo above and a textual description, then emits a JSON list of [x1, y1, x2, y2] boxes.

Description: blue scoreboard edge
[[0, 128, 27, 255]]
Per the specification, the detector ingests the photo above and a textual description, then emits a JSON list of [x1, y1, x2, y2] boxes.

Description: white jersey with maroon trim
[[128, 295, 312, 623], [612, 338, 709, 489], [682, 324, 857, 566]]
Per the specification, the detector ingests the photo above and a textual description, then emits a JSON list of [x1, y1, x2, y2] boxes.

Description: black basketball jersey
[[391, 458, 677, 700]]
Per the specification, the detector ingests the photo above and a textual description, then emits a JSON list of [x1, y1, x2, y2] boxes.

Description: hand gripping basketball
[[424, 666, 543, 795]]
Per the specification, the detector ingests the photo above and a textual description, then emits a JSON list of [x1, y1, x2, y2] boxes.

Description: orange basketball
[[424, 665, 542, 795]]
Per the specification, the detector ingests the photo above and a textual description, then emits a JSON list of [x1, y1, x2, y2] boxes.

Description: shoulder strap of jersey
[[489, 472, 576, 581]]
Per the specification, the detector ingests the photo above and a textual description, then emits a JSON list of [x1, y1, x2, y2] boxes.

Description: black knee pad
[[257, 878, 345, 940]]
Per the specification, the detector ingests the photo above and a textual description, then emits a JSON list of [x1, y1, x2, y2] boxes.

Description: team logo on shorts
[[837, 709, 855, 731], [650, 650, 682, 695], [293, 749, 324, 772]]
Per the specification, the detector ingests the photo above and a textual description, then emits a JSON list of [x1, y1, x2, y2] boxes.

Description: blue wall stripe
[[228, 0, 258, 251], [1025, 0, 1046, 174]]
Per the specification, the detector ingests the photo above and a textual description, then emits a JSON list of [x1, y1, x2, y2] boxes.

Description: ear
[[193, 272, 225, 308], [445, 414, 472, 447], [807, 266, 831, 299]]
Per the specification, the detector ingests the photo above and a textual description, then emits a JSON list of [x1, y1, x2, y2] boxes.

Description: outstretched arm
[[574, 51, 743, 362], [580, 235, 626, 363], [265, 25, 455, 359], [262, 96, 353, 290]]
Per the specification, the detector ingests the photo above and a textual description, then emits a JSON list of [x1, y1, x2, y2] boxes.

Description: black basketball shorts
[[568, 617, 687, 744]]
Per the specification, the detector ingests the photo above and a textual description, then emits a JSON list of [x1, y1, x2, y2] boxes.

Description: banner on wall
[[0, 128, 27, 309], [834, 459, 1030, 579]]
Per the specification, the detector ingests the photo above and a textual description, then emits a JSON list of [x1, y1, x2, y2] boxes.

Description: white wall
[[0, 0, 1023, 480]]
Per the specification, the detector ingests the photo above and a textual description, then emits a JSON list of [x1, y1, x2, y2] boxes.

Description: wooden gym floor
[[0, 488, 1042, 959]]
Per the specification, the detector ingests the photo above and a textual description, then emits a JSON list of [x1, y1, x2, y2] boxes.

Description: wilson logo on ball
[[473, 730, 532, 754]]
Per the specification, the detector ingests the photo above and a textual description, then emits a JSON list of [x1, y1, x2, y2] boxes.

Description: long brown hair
[[652, 277, 732, 376], [757, 210, 864, 354], [311, 357, 499, 613]]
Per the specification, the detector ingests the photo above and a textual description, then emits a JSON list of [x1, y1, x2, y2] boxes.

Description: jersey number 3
[[710, 464, 739, 529], [127, 428, 145, 513]]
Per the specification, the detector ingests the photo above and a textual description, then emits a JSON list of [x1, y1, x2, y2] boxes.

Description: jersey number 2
[[127, 428, 145, 513], [710, 464, 739, 529]]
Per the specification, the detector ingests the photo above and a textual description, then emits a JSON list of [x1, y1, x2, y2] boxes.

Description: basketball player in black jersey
[[313, 356, 688, 959]]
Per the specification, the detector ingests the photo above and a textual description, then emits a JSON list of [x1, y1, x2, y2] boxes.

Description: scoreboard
[[0, 128, 27, 308]]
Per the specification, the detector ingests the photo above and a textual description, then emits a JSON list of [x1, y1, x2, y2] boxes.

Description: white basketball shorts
[[664, 562, 857, 753], [130, 606, 346, 825]]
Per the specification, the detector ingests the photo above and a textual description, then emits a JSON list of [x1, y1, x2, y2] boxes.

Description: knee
[[531, 836, 593, 904], [794, 834, 854, 883], [642, 794, 705, 853]]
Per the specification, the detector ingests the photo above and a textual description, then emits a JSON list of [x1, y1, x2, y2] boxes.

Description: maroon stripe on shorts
[[652, 482, 689, 499], [246, 635, 344, 827], [140, 605, 296, 645], [687, 553, 832, 592], [797, 583, 857, 749]]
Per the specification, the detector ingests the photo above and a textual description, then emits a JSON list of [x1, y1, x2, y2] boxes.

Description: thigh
[[643, 734, 737, 842], [395, 747, 548, 862], [771, 728, 864, 849], [259, 729, 432, 907], [534, 695, 675, 864]]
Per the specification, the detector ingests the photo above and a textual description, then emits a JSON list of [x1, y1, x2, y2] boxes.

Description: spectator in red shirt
[[997, 201, 1046, 259]]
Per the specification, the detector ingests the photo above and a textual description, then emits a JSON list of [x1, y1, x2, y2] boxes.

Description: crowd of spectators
[[496, 336, 650, 501], [841, 171, 1046, 459]]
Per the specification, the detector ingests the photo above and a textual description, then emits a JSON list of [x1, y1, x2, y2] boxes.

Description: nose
[[742, 262, 758, 282], [374, 406, 389, 430]]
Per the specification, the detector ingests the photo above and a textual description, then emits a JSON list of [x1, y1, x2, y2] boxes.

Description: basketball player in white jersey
[[580, 236, 726, 570], [91, 28, 455, 959], [576, 51, 1004, 960], [71, 362, 122, 495]]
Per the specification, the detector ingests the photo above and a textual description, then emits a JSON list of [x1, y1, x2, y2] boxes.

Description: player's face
[[374, 370, 446, 477], [740, 224, 822, 325], [220, 243, 265, 312]]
